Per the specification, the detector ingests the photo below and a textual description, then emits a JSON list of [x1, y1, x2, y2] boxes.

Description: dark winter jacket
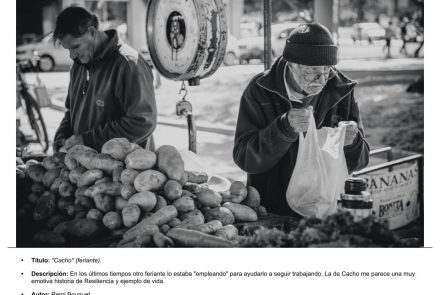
[[233, 57, 370, 216], [54, 30, 157, 151]]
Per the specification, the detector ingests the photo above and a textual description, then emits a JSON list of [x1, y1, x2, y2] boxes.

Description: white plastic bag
[[286, 112, 349, 218]]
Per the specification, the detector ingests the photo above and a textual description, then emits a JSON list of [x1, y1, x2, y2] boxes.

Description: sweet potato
[[114, 196, 128, 211], [77, 169, 104, 187], [33, 191, 57, 221], [125, 205, 177, 239], [164, 180, 182, 201], [196, 189, 222, 207], [125, 149, 157, 170], [70, 218, 102, 238], [179, 209, 203, 220], [204, 207, 235, 225], [176, 214, 205, 229], [168, 218, 182, 228], [64, 153, 78, 170], [59, 168, 71, 182], [215, 225, 238, 240], [121, 184, 137, 200], [86, 208, 103, 221], [93, 194, 114, 212], [112, 166, 124, 183], [122, 204, 141, 228], [42, 167, 63, 187], [74, 196, 95, 209], [58, 196, 75, 211], [101, 138, 139, 161], [153, 195, 168, 212], [128, 191, 157, 212], [122, 222, 160, 242], [242, 186, 261, 209], [85, 182, 123, 197], [159, 224, 171, 233], [156, 145, 185, 181], [191, 220, 222, 234], [134, 170, 167, 192], [185, 171, 209, 184], [91, 153, 124, 174], [103, 211, 122, 230], [166, 228, 234, 247], [95, 176, 112, 184], [222, 202, 257, 222], [183, 183, 209, 194], [172, 196, 195, 213], [27, 164, 47, 183], [42, 156, 58, 170], [69, 166, 87, 184], [120, 168, 140, 185], [153, 231, 174, 247], [59, 180, 75, 197], [33, 230, 65, 245]]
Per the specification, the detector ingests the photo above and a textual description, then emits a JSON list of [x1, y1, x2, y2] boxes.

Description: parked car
[[237, 22, 301, 64], [16, 33, 72, 72], [351, 22, 386, 43]]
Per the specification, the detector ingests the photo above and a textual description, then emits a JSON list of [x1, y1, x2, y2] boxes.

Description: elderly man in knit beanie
[[233, 23, 370, 217]]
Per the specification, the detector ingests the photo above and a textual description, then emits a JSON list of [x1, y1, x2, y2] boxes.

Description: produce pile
[[16, 138, 267, 247], [237, 211, 419, 247]]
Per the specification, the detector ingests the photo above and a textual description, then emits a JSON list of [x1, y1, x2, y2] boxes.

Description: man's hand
[[287, 106, 313, 133], [63, 134, 84, 150], [52, 139, 65, 153], [339, 121, 359, 146]]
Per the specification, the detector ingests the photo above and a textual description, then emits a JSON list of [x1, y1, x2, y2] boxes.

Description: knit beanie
[[282, 23, 338, 66]]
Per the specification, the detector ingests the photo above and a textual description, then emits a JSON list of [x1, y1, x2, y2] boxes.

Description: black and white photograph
[[15, 0, 424, 249]]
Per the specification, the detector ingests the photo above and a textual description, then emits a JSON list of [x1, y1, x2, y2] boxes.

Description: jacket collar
[[256, 56, 358, 109], [93, 29, 120, 62]]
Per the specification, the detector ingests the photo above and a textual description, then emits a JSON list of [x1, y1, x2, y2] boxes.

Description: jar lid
[[345, 177, 367, 193]]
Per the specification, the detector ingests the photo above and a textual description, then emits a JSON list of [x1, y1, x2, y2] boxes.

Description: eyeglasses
[[288, 62, 334, 82]]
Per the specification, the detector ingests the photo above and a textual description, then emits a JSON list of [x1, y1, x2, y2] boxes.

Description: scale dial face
[[146, 0, 227, 81]]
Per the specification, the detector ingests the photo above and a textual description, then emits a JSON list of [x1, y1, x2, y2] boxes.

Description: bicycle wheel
[[22, 90, 49, 152]]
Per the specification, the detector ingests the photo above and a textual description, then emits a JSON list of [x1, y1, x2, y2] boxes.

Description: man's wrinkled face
[[59, 29, 96, 64], [287, 62, 332, 95]]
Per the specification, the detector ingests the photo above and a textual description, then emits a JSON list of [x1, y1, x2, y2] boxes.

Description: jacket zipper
[[82, 69, 90, 97]]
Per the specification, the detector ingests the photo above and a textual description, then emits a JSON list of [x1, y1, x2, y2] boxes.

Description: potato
[[42, 156, 58, 170], [172, 196, 195, 213], [86, 208, 103, 221], [134, 170, 167, 192], [223, 202, 257, 222], [85, 182, 123, 197], [93, 194, 114, 212], [242, 186, 261, 209], [114, 196, 128, 211], [46, 214, 70, 229], [33, 191, 57, 221], [69, 145, 98, 170], [191, 220, 223, 234], [222, 181, 248, 203], [52, 152, 67, 166], [95, 176, 112, 184], [27, 164, 47, 183], [183, 183, 209, 194], [168, 218, 182, 228], [91, 153, 124, 174], [164, 180, 182, 201], [128, 191, 157, 212], [196, 189, 222, 207], [59, 168, 71, 182], [121, 184, 137, 200], [102, 211, 122, 230], [153, 195, 168, 212], [156, 145, 185, 181], [58, 196, 75, 211], [215, 225, 239, 240], [122, 204, 141, 228], [185, 171, 209, 184], [33, 230, 65, 245], [31, 182, 46, 195], [179, 171, 188, 186], [112, 166, 124, 182], [257, 205, 267, 217], [59, 180, 75, 197], [101, 138, 139, 161], [77, 169, 104, 187], [179, 209, 203, 220], [204, 207, 235, 225], [50, 178, 64, 192], [53, 220, 74, 235], [25, 159, 39, 166], [16, 157, 24, 166], [28, 192, 40, 204], [159, 224, 171, 234], [125, 149, 157, 170], [67, 204, 86, 216], [75, 186, 88, 198], [69, 166, 87, 184], [70, 218, 102, 238], [42, 167, 63, 187], [74, 196, 95, 209], [64, 153, 78, 170], [75, 211, 88, 220], [121, 168, 140, 185], [176, 214, 205, 229]]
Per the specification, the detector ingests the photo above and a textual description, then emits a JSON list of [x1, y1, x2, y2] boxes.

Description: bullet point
[[21, 272, 23, 275], [21, 259, 23, 261]]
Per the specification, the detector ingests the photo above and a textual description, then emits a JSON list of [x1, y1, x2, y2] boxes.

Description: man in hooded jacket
[[233, 23, 370, 216]]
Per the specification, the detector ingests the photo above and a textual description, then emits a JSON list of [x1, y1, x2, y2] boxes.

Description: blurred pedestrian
[[399, 17, 409, 56], [233, 23, 369, 216], [383, 21, 394, 58], [51, 6, 157, 152]]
